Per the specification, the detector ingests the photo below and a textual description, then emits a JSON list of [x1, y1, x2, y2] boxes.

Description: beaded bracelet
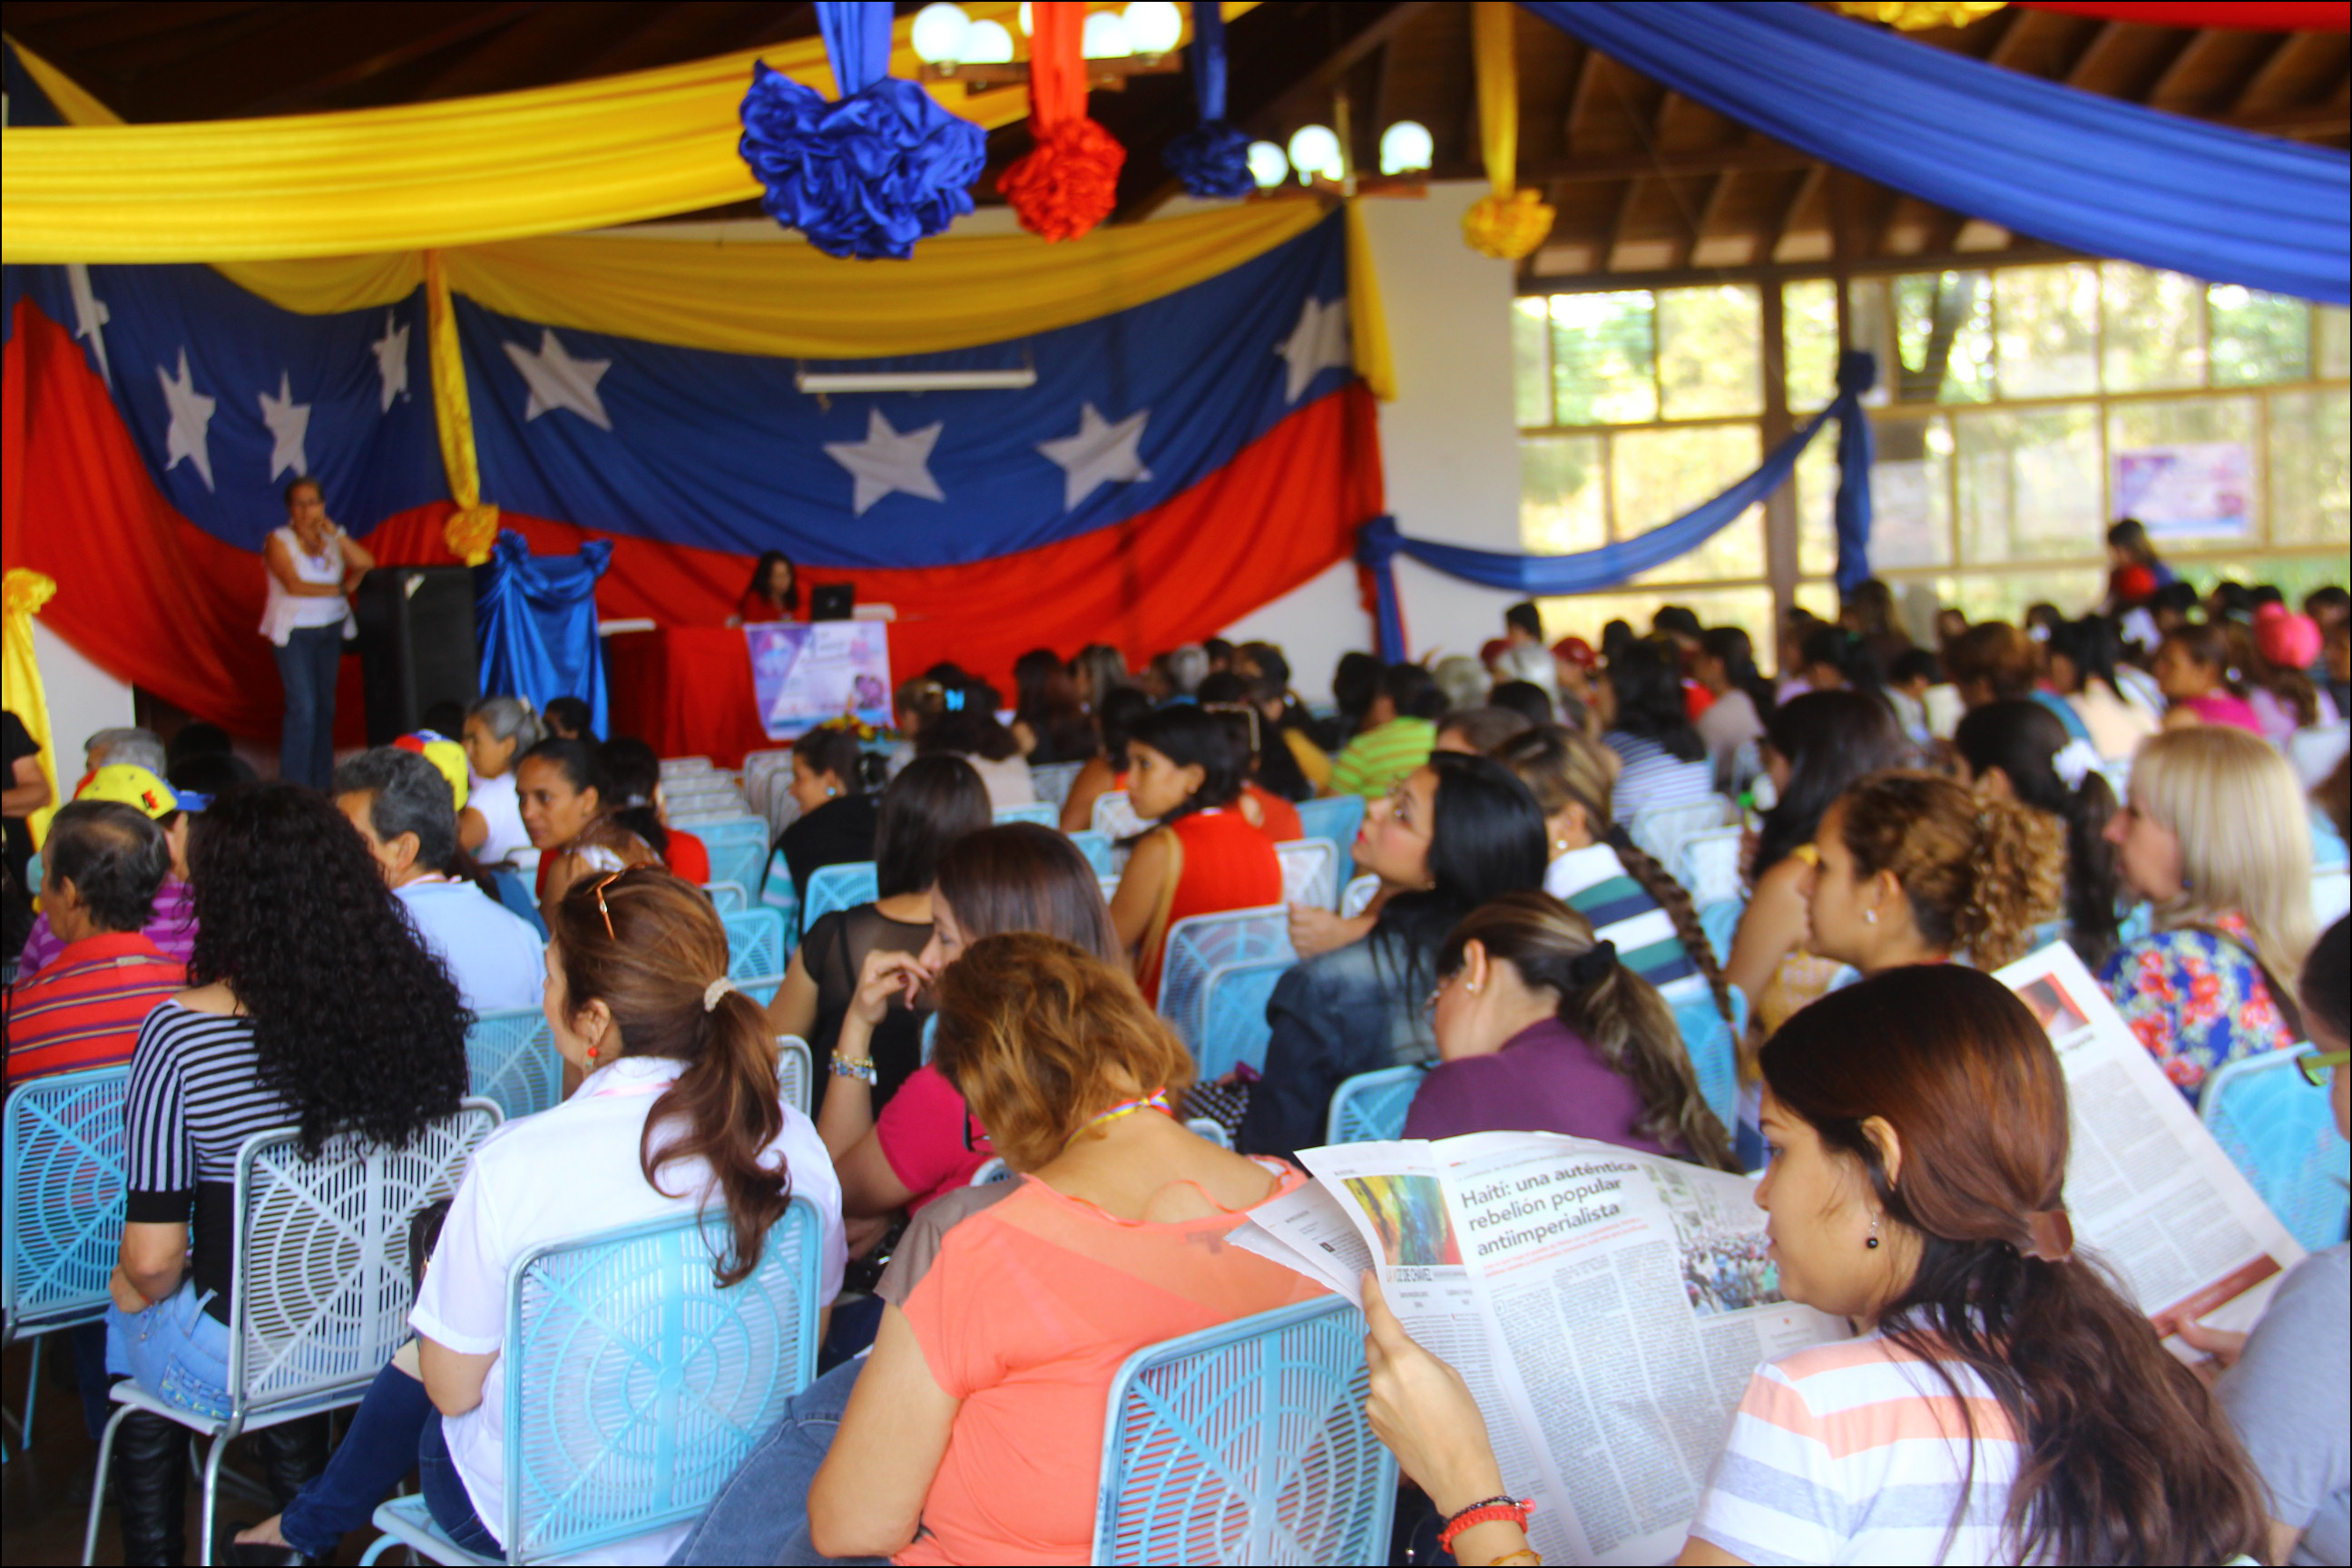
[[1436, 1495, 1536, 1554], [828, 1055, 877, 1084]]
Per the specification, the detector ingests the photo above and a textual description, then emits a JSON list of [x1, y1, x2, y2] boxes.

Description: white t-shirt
[[394, 878, 544, 1016], [258, 525, 355, 645], [411, 1056, 846, 1564], [959, 751, 1037, 812], [467, 770, 533, 867]]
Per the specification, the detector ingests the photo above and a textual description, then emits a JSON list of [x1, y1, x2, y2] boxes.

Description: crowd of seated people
[[4, 549, 2348, 1568]]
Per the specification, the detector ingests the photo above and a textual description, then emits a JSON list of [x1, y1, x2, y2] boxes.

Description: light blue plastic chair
[[1698, 898, 1744, 971], [1295, 796, 1365, 886], [492, 868, 549, 941], [1092, 1296, 1396, 1565], [2200, 1047, 2350, 1255], [1030, 760, 1084, 810], [720, 906, 788, 985], [1661, 976, 1743, 1137], [359, 1200, 827, 1566], [702, 880, 747, 913], [995, 802, 1056, 828], [1197, 959, 1292, 1082], [693, 816, 770, 897], [1674, 827, 1746, 911], [2315, 867, 2350, 929], [466, 1009, 564, 1123], [1066, 829, 1115, 878], [801, 861, 879, 939], [3, 1064, 130, 1456], [1158, 907, 1292, 1054], [1325, 1065, 1426, 1146], [776, 1035, 811, 1117]]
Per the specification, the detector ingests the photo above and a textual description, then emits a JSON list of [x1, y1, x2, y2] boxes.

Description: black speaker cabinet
[[352, 567, 480, 745]]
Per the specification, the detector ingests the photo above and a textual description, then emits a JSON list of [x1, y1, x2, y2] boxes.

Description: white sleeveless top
[[259, 524, 355, 645]]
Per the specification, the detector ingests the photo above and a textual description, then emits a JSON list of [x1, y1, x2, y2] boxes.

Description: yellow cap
[[394, 733, 469, 812], [75, 763, 181, 819]]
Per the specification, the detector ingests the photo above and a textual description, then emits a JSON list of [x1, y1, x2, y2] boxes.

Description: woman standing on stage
[[260, 475, 373, 790], [733, 550, 800, 626]]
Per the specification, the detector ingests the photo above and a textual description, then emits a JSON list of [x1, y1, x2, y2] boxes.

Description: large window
[[1518, 261, 2351, 652]]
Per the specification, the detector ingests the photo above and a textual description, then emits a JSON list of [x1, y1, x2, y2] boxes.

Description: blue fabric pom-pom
[[1162, 120, 1255, 201], [739, 62, 988, 261]]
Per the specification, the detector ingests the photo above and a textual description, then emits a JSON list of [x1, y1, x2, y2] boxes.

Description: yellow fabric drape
[[2, 570, 63, 851], [1461, 1, 1556, 261], [2, 5, 1257, 264], [424, 253, 500, 565], [1343, 199, 1396, 402]]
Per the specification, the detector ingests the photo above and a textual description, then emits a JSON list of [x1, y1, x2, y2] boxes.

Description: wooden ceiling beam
[[1602, 175, 1643, 270], [2061, 20, 2132, 90], [2230, 31, 2315, 114], [228, 2, 548, 116], [1561, 39, 1598, 154], [2146, 28, 2232, 111], [1984, 5, 2047, 69]]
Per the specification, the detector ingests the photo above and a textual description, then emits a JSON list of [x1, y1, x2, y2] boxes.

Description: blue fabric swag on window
[[475, 531, 614, 738], [1521, 0, 2349, 305], [1357, 353, 1877, 661]]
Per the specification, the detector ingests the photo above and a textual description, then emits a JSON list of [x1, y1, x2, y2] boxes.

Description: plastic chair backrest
[[720, 907, 788, 984], [1157, 907, 1293, 1050], [1066, 829, 1115, 877], [1629, 797, 1735, 870], [1030, 760, 1083, 810], [693, 816, 770, 897], [1698, 898, 1743, 969], [497, 1201, 824, 1561], [1100, 874, 1124, 905], [1661, 975, 1741, 1135], [1197, 958, 1292, 1082], [2313, 814, 2349, 874], [801, 862, 879, 938], [738, 750, 794, 817], [776, 1035, 811, 1117], [1325, 1065, 1425, 1146], [1092, 1296, 1396, 1566], [466, 1009, 564, 1122], [230, 1102, 500, 1417], [2313, 867, 2350, 928], [969, 1157, 1014, 1186], [1184, 1117, 1233, 1152], [1340, 875, 1379, 918], [1295, 796, 1365, 884], [2200, 1047, 2351, 1254], [3, 1064, 131, 1336], [1092, 790, 1147, 842], [493, 869, 549, 940], [703, 881, 747, 913], [1275, 838, 1339, 911], [995, 802, 1056, 828], [1674, 827, 1746, 911], [658, 756, 714, 779]]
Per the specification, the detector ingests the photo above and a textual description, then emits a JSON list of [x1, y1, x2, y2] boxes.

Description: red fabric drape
[[997, 1, 1124, 241], [2014, 2, 2348, 30]]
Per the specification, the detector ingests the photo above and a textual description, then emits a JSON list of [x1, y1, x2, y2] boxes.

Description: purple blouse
[[1403, 1015, 1673, 1157], [16, 877, 197, 980]]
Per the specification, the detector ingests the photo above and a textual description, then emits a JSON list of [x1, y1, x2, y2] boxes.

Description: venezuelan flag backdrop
[[0, 45, 1382, 748]]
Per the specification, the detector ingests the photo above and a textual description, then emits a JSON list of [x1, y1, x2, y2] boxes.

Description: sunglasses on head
[[591, 870, 623, 940]]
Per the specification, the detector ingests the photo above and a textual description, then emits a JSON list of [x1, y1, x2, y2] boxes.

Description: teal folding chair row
[[1325, 1065, 1426, 1146], [720, 906, 788, 985], [1631, 796, 1739, 873], [1661, 975, 1745, 1137], [360, 1200, 828, 1566], [694, 816, 771, 897], [1294, 796, 1365, 887], [466, 1010, 565, 1123], [1675, 827, 1747, 912], [3, 1064, 130, 1458], [1197, 958, 1292, 1082], [776, 1034, 812, 1116], [703, 880, 748, 913], [1066, 829, 1115, 877], [1030, 760, 1083, 810], [2200, 1046, 2350, 1254], [995, 801, 1057, 828], [801, 861, 879, 939], [1275, 838, 1340, 911], [1092, 1296, 1396, 1566], [1157, 907, 1294, 1059]]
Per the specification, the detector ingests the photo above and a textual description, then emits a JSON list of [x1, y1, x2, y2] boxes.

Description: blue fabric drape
[[1164, 2, 1253, 198], [475, 531, 613, 736], [1521, 1, 2349, 304], [817, 0, 893, 93], [1357, 362, 1875, 660]]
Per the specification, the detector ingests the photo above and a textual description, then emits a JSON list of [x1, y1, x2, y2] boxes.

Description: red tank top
[[1139, 808, 1283, 1001]]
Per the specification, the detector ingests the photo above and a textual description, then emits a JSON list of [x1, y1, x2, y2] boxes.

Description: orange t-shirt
[[1243, 783, 1304, 845], [896, 1165, 1327, 1566], [1138, 808, 1283, 1001]]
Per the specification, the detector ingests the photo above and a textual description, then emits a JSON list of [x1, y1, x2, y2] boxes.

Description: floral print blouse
[[2098, 911, 2298, 1104]]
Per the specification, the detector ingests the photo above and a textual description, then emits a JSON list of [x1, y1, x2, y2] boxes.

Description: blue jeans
[[106, 1281, 232, 1421], [272, 622, 343, 790], [276, 1362, 434, 1559], [419, 1408, 505, 1559], [667, 1357, 883, 1566]]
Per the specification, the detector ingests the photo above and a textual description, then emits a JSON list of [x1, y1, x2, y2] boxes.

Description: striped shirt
[[1602, 730, 1716, 820], [124, 1002, 299, 1322], [5, 932, 184, 1089], [1542, 841, 1696, 988], [1690, 1333, 2024, 1567], [1326, 717, 1436, 799]]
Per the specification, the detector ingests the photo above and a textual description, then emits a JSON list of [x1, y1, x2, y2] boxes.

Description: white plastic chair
[[84, 1102, 502, 1565], [1629, 796, 1736, 871], [1674, 826, 1746, 911], [1030, 760, 1083, 810], [1274, 838, 1339, 911], [1340, 874, 1379, 918], [1091, 790, 1147, 844], [657, 756, 714, 780], [776, 1035, 812, 1117], [4, 1065, 130, 1455], [2314, 867, 2350, 928]]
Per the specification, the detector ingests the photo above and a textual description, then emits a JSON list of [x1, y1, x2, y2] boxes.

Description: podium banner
[[749, 621, 892, 740]]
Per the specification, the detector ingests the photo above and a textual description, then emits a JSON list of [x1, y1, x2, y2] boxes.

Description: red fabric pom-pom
[[997, 117, 1126, 243]]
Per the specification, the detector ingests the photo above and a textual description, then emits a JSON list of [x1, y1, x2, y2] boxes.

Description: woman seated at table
[[1404, 890, 1736, 1168], [765, 755, 989, 1118], [799, 934, 1325, 1565], [1109, 703, 1283, 1002], [730, 548, 799, 626], [515, 737, 660, 925]]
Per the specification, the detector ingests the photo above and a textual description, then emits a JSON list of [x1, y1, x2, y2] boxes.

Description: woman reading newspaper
[[1361, 964, 2269, 1567]]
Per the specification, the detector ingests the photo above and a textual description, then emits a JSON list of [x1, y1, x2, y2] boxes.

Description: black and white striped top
[[124, 1001, 298, 1321]]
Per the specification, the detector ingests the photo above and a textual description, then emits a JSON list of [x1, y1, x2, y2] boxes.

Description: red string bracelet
[[1437, 1495, 1537, 1554]]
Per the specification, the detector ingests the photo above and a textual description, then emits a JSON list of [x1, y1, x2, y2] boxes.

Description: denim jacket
[[1238, 931, 1432, 1162]]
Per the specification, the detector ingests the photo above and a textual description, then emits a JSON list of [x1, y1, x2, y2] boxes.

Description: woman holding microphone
[[260, 475, 373, 789]]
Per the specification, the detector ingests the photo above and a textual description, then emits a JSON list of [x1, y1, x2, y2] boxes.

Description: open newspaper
[[1235, 942, 2308, 1566]]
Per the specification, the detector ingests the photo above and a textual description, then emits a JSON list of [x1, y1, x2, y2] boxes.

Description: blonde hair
[[1836, 771, 2064, 971], [2128, 728, 2317, 988], [931, 932, 1195, 1172]]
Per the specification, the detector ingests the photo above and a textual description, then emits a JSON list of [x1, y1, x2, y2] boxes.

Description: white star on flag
[[372, 311, 411, 412], [66, 264, 112, 387], [259, 371, 312, 482], [504, 328, 612, 430], [158, 348, 218, 492], [1037, 404, 1152, 511], [824, 407, 946, 516], [1277, 295, 1351, 404]]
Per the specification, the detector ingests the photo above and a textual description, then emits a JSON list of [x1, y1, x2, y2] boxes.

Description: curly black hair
[[186, 781, 470, 1156]]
